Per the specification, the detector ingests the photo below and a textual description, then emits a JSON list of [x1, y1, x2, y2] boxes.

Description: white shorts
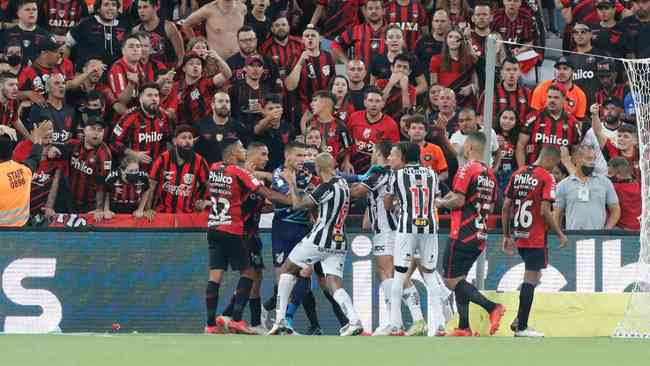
[[288, 238, 346, 278], [372, 231, 395, 257], [393, 232, 438, 270]]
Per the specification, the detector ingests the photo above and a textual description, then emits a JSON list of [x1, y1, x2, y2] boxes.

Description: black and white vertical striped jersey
[[306, 176, 350, 251], [388, 164, 439, 234], [361, 168, 398, 234]]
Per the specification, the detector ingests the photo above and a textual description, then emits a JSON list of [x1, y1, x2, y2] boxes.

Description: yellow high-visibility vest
[[0, 160, 32, 227]]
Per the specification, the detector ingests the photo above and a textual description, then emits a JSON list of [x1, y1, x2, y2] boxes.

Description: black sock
[[323, 288, 348, 326], [249, 297, 262, 326], [231, 277, 253, 321], [263, 284, 278, 311], [206, 281, 220, 326], [457, 280, 496, 313], [302, 291, 320, 328], [222, 294, 235, 317], [517, 283, 536, 330], [454, 285, 470, 329]]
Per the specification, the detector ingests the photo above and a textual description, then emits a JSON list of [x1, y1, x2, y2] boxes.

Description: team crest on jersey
[[567, 99, 576, 107], [424, 154, 432, 161], [190, 88, 201, 101], [371, 40, 379, 50], [163, 170, 175, 181], [362, 128, 371, 139], [322, 65, 331, 76], [519, 97, 527, 104], [113, 125, 124, 137], [216, 133, 223, 141], [23, 40, 30, 48], [183, 173, 194, 185], [58, 10, 66, 18], [50, 8, 56, 14]]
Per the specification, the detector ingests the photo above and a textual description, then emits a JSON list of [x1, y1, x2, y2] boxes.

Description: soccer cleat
[[407, 320, 427, 336], [305, 325, 323, 336], [260, 306, 274, 329], [340, 320, 364, 336], [249, 325, 268, 335], [510, 317, 519, 332], [228, 320, 257, 335], [372, 324, 395, 336], [267, 319, 293, 336], [216, 316, 232, 333], [448, 328, 473, 337], [204, 325, 222, 334], [514, 327, 544, 337], [488, 304, 506, 335]]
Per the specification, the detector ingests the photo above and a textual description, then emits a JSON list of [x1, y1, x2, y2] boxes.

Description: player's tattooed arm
[[436, 191, 466, 209], [284, 169, 316, 210]]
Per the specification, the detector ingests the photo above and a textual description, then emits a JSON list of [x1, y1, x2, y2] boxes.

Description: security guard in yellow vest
[[0, 122, 52, 227]]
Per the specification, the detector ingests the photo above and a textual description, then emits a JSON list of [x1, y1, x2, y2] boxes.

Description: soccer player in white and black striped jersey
[[377, 142, 447, 336], [268, 152, 364, 336]]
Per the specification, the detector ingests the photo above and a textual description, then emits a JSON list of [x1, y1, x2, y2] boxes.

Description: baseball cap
[[38, 38, 60, 54], [603, 96, 624, 109], [595, 59, 616, 75], [174, 124, 197, 138], [595, 0, 616, 7], [245, 54, 264, 66], [85, 115, 107, 128], [181, 52, 205, 68], [554, 56, 574, 69], [271, 10, 289, 24]]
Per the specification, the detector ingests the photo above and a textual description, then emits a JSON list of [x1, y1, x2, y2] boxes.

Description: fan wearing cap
[[517, 83, 583, 166], [0, 0, 54, 64], [593, 59, 628, 106], [591, 0, 626, 58], [567, 22, 601, 104], [530, 56, 588, 119], [558, 0, 629, 51], [226, 25, 281, 91], [63, 115, 113, 219], [110, 82, 171, 170], [229, 54, 275, 130], [16, 38, 74, 102], [619, 0, 650, 58], [175, 51, 231, 127], [286, 25, 337, 118], [147, 124, 211, 215]]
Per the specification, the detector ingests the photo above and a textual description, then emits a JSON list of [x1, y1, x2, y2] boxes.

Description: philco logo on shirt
[[533, 133, 569, 146], [71, 156, 93, 175], [138, 132, 163, 143], [209, 171, 233, 184], [513, 173, 539, 187]]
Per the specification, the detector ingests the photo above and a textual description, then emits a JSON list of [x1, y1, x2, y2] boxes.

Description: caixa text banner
[[0, 230, 641, 333]]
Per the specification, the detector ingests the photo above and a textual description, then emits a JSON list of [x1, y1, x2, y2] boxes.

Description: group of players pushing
[[203, 130, 566, 337]]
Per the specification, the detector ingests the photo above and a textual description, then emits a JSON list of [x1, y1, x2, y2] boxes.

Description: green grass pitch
[[1, 334, 648, 366]]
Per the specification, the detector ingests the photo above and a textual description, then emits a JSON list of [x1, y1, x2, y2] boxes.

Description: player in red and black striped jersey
[[331, 0, 386, 66], [478, 57, 531, 127], [437, 131, 505, 337], [502, 145, 567, 337], [65, 116, 113, 216], [347, 87, 401, 173], [384, 0, 428, 51], [204, 138, 290, 334], [516, 85, 582, 166], [285, 26, 336, 116], [147, 125, 210, 214], [305, 91, 354, 171], [103, 156, 150, 217], [175, 52, 231, 127], [111, 83, 171, 171], [39, 0, 89, 41], [310, 0, 361, 39]]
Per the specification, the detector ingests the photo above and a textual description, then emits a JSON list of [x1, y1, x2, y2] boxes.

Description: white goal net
[[612, 59, 650, 338]]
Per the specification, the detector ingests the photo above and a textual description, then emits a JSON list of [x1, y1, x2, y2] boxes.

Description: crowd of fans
[[0, 0, 644, 231]]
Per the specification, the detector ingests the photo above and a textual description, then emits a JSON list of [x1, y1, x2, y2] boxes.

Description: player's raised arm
[[284, 168, 316, 210], [257, 185, 292, 206]]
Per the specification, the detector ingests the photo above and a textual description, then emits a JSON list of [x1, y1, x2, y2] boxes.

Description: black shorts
[[208, 231, 250, 271], [442, 239, 483, 279], [518, 247, 548, 271], [245, 234, 265, 270]]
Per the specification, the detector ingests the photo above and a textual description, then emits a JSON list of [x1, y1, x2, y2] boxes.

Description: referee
[[0, 122, 52, 227]]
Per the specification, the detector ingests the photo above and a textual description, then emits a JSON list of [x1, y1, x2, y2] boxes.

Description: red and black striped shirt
[[104, 170, 150, 213], [306, 116, 353, 162], [259, 36, 305, 80], [479, 82, 531, 126], [522, 110, 582, 164], [316, 0, 361, 38], [595, 84, 628, 106], [141, 59, 168, 84], [17, 60, 75, 95], [296, 51, 337, 111], [149, 150, 210, 214], [385, 0, 428, 51], [111, 107, 171, 170], [491, 7, 538, 45], [0, 99, 18, 128], [175, 77, 216, 126], [67, 140, 113, 212], [41, 0, 89, 36], [333, 23, 387, 66], [374, 79, 416, 122]]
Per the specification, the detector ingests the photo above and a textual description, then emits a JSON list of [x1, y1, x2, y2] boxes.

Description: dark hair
[[96, 0, 121, 9], [285, 140, 306, 154], [539, 145, 561, 160], [493, 108, 520, 144], [133, 31, 151, 42], [406, 114, 428, 130], [329, 75, 350, 97], [618, 123, 637, 136], [395, 141, 421, 164], [0, 135, 14, 161], [86, 90, 106, 105], [139, 82, 160, 95], [501, 56, 519, 68], [83, 57, 104, 69], [313, 90, 337, 105], [137, 0, 157, 6], [393, 52, 414, 68], [0, 72, 17, 84], [17, 0, 37, 9], [122, 34, 142, 48], [221, 138, 242, 158], [555, 162, 569, 178], [247, 141, 267, 152], [363, 86, 383, 100], [238, 25, 256, 38], [265, 93, 283, 106], [608, 156, 631, 170], [547, 84, 566, 97], [374, 141, 393, 159]]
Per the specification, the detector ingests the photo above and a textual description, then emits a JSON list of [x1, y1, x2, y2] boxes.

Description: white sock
[[275, 273, 296, 322], [333, 288, 360, 323], [422, 271, 444, 330], [390, 271, 406, 327], [403, 284, 424, 322], [380, 278, 393, 314]]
